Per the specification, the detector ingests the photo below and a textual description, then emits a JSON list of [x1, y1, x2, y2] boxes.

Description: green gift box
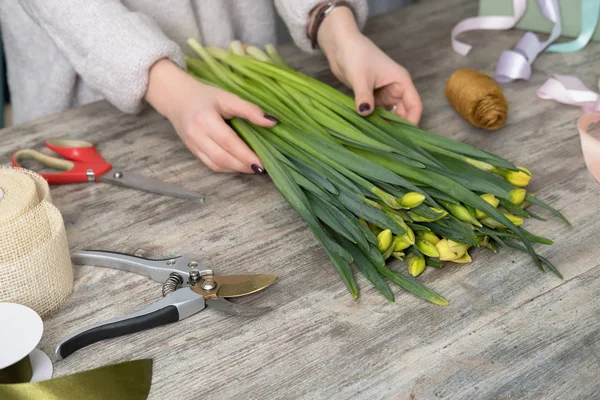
[[479, 0, 600, 41]]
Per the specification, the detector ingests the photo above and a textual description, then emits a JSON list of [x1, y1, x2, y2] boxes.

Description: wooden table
[[2, 0, 599, 398]]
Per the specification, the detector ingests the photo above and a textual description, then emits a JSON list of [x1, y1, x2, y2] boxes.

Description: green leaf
[[335, 234, 395, 302], [503, 240, 563, 279], [526, 194, 571, 226], [376, 263, 449, 306]]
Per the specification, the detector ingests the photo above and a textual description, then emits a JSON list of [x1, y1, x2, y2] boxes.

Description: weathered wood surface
[[1, 0, 599, 398]]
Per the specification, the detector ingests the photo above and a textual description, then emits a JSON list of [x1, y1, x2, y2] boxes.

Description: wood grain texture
[[1, 0, 599, 398]]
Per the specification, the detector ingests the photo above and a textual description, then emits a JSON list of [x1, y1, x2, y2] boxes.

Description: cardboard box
[[479, 0, 600, 41]]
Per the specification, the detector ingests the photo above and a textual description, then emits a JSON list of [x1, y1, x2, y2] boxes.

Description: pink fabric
[[538, 75, 600, 183]]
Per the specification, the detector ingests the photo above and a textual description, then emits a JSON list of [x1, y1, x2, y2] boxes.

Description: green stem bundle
[[186, 39, 570, 305]]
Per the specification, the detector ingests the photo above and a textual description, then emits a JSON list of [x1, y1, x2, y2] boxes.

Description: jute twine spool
[[445, 68, 508, 131], [0, 167, 73, 317]]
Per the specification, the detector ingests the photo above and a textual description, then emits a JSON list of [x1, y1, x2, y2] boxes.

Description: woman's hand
[[315, 6, 423, 125], [145, 59, 277, 173]]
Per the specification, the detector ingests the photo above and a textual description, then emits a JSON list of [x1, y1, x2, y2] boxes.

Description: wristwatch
[[308, 1, 357, 49]]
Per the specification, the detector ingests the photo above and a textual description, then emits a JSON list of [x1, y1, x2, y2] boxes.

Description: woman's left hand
[[315, 6, 423, 125]]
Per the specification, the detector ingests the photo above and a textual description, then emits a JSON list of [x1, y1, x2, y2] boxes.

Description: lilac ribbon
[[451, 0, 526, 56], [495, 0, 562, 82]]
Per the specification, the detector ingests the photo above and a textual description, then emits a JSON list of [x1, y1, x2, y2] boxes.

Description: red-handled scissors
[[11, 139, 205, 202]]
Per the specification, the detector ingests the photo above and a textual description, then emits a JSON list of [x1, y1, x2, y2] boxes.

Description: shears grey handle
[[55, 287, 205, 360]]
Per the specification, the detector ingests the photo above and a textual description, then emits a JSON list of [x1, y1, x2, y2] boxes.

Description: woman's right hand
[[145, 59, 278, 173]]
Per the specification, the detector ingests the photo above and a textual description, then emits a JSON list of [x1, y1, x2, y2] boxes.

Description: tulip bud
[[504, 213, 524, 227], [442, 202, 482, 227], [509, 189, 527, 206], [415, 238, 440, 258], [391, 251, 405, 260], [406, 253, 426, 277], [450, 251, 472, 264], [481, 212, 523, 229], [480, 217, 504, 229], [368, 222, 382, 236], [398, 192, 426, 209], [465, 158, 494, 171], [417, 231, 440, 245], [478, 236, 497, 253], [436, 239, 468, 261], [475, 194, 500, 220], [377, 229, 393, 253], [408, 207, 448, 222], [493, 166, 532, 187], [393, 236, 411, 252], [372, 187, 401, 209]]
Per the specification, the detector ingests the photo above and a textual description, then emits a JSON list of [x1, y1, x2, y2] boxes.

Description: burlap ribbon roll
[[0, 167, 72, 316], [445, 68, 509, 131]]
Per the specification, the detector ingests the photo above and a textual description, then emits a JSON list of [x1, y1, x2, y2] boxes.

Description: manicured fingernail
[[359, 103, 371, 112], [251, 164, 264, 174], [264, 114, 279, 122]]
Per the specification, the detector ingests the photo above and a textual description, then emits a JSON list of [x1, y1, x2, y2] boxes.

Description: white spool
[[0, 302, 53, 381]]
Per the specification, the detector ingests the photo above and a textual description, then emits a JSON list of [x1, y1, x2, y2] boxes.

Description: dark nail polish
[[264, 114, 279, 122], [359, 103, 371, 112], [251, 163, 264, 174]]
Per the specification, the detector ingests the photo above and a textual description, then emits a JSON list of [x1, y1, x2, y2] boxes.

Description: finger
[[218, 94, 279, 127], [401, 83, 423, 126], [348, 72, 375, 116], [193, 149, 229, 173], [205, 116, 262, 173], [196, 133, 251, 173], [394, 102, 407, 119]]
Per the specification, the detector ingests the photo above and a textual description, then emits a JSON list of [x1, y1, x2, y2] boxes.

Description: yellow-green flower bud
[[383, 243, 395, 260], [393, 236, 411, 252], [475, 194, 500, 220], [493, 166, 532, 187], [408, 208, 448, 222], [504, 213, 524, 227], [478, 236, 497, 253], [372, 187, 401, 209], [509, 189, 527, 206], [377, 229, 393, 253], [450, 251, 472, 264], [417, 231, 440, 245], [406, 253, 426, 277], [391, 251, 405, 260], [465, 158, 494, 171], [415, 238, 440, 258], [480, 217, 504, 229], [368, 222, 382, 236], [443, 202, 482, 227], [436, 239, 468, 261], [398, 192, 426, 209], [481, 213, 523, 229]]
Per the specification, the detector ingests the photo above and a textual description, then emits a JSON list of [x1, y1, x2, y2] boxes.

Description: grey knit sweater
[[0, 1, 368, 125]]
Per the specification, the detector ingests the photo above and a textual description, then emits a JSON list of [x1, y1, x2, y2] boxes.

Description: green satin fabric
[[0, 359, 153, 400], [0, 357, 33, 384]]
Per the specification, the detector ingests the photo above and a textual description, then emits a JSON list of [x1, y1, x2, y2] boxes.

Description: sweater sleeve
[[274, 0, 368, 53], [19, 0, 185, 114]]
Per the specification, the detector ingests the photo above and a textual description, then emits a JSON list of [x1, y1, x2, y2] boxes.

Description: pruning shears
[[55, 250, 278, 359]]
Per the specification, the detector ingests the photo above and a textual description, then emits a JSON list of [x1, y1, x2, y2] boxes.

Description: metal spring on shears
[[162, 272, 184, 297]]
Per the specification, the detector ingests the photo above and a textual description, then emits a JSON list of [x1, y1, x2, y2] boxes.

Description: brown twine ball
[[445, 68, 508, 131]]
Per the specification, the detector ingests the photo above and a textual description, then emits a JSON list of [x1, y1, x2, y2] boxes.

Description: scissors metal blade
[[211, 274, 278, 298], [206, 297, 271, 317], [99, 169, 205, 202]]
